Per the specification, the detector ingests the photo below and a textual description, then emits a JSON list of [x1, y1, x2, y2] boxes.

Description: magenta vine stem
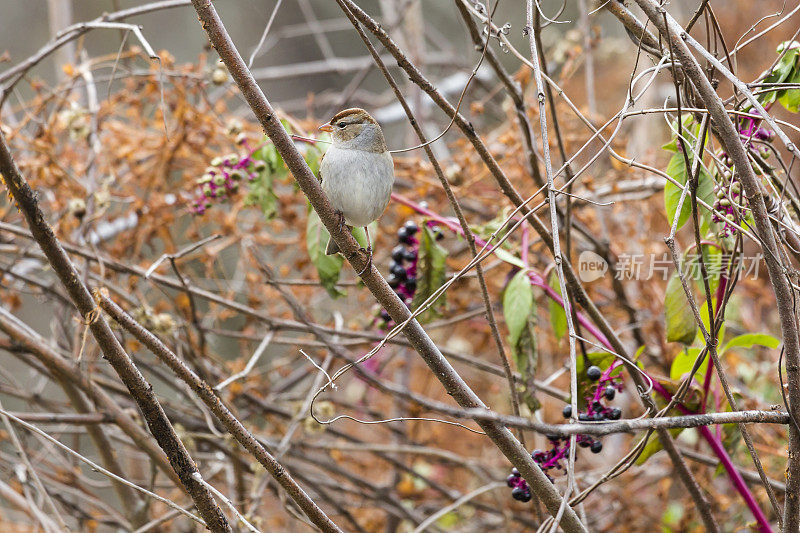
[[651, 380, 771, 531], [394, 192, 771, 529], [591, 361, 622, 405]]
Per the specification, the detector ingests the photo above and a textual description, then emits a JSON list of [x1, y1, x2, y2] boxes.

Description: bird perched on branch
[[318, 108, 394, 274]]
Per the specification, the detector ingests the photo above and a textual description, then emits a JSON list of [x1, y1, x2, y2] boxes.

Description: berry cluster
[[506, 362, 623, 501], [711, 124, 773, 237], [190, 138, 264, 215], [374, 221, 422, 331]]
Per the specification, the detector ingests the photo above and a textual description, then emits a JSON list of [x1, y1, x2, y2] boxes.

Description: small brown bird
[[318, 108, 394, 272]]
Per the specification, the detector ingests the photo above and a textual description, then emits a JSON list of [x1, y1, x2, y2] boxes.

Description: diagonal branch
[[189, 0, 586, 530], [0, 131, 233, 532]]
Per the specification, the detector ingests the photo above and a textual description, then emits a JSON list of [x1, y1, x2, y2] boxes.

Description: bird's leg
[[334, 210, 346, 233], [356, 226, 373, 276]]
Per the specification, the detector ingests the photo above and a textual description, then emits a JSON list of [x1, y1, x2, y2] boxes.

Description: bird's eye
[[337, 122, 346, 128]]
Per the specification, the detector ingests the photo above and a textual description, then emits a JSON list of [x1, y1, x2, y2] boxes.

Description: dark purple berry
[[387, 274, 401, 289], [511, 467, 519, 476], [404, 276, 417, 292], [390, 263, 407, 280], [592, 412, 604, 421], [604, 386, 616, 401], [578, 438, 591, 448], [531, 449, 543, 459], [398, 227, 413, 244], [562, 405, 572, 419], [433, 227, 444, 241], [591, 401, 603, 412], [380, 309, 391, 321], [511, 486, 531, 502], [546, 434, 560, 442], [590, 440, 603, 454], [587, 365, 602, 381], [404, 221, 419, 235], [578, 413, 589, 422], [506, 474, 518, 487], [403, 249, 417, 262], [391, 245, 406, 262], [608, 407, 622, 420]]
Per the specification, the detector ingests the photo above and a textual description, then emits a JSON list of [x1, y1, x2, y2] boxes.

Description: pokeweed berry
[[391, 245, 406, 262], [590, 440, 603, 454], [511, 486, 532, 502], [390, 262, 407, 281], [387, 274, 401, 289], [608, 407, 622, 420], [562, 404, 572, 419], [586, 365, 602, 381], [398, 226, 413, 244], [604, 386, 616, 401], [404, 276, 417, 292], [403, 220, 419, 235]]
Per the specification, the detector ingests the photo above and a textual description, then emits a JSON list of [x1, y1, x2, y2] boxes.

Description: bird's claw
[[356, 246, 373, 277], [335, 210, 346, 233]]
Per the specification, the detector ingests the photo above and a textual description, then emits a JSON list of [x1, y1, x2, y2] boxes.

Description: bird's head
[[319, 108, 387, 152]]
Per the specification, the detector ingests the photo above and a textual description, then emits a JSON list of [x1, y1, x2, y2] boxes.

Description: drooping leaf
[[411, 225, 448, 321], [663, 152, 715, 231], [306, 205, 345, 298], [665, 272, 697, 344], [547, 271, 567, 339], [698, 244, 722, 294], [503, 269, 539, 410], [504, 269, 533, 347]]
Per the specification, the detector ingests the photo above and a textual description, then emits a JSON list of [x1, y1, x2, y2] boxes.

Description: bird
[[318, 108, 394, 274]]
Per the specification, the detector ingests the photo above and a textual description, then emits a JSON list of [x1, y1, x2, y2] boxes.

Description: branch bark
[[630, 2, 800, 530], [189, 0, 586, 530], [0, 131, 232, 533]]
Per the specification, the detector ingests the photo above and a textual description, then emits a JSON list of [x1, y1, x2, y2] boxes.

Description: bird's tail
[[325, 236, 340, 255]]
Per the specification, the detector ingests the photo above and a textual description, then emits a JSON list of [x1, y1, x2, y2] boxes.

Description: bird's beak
[[318, 123, 333, 132]]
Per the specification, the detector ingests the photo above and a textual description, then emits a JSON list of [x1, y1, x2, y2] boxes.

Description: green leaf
[[245, 143, 284, 221], [758, 42, 800, 107], [411, 226, 448, 322], [548, 271, 567, 339], [636, 428, 684, 465], [778, 65, 800, 112], [306, 205, 345, 298], [503, 270, 538, 409], [351, 222, 377, 250], [665, 272, 697, 345], [493, 247, 525, 269], [670, 347, 708, 381], [663, 152, 714, 231], [722, 333, 780, 353], [504, 270, 533, 346], [304, 145, 323, 177], [698, 244, 722, 294]]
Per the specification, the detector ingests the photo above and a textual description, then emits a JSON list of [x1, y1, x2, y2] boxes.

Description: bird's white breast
[[320, 147, 394, 228]]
